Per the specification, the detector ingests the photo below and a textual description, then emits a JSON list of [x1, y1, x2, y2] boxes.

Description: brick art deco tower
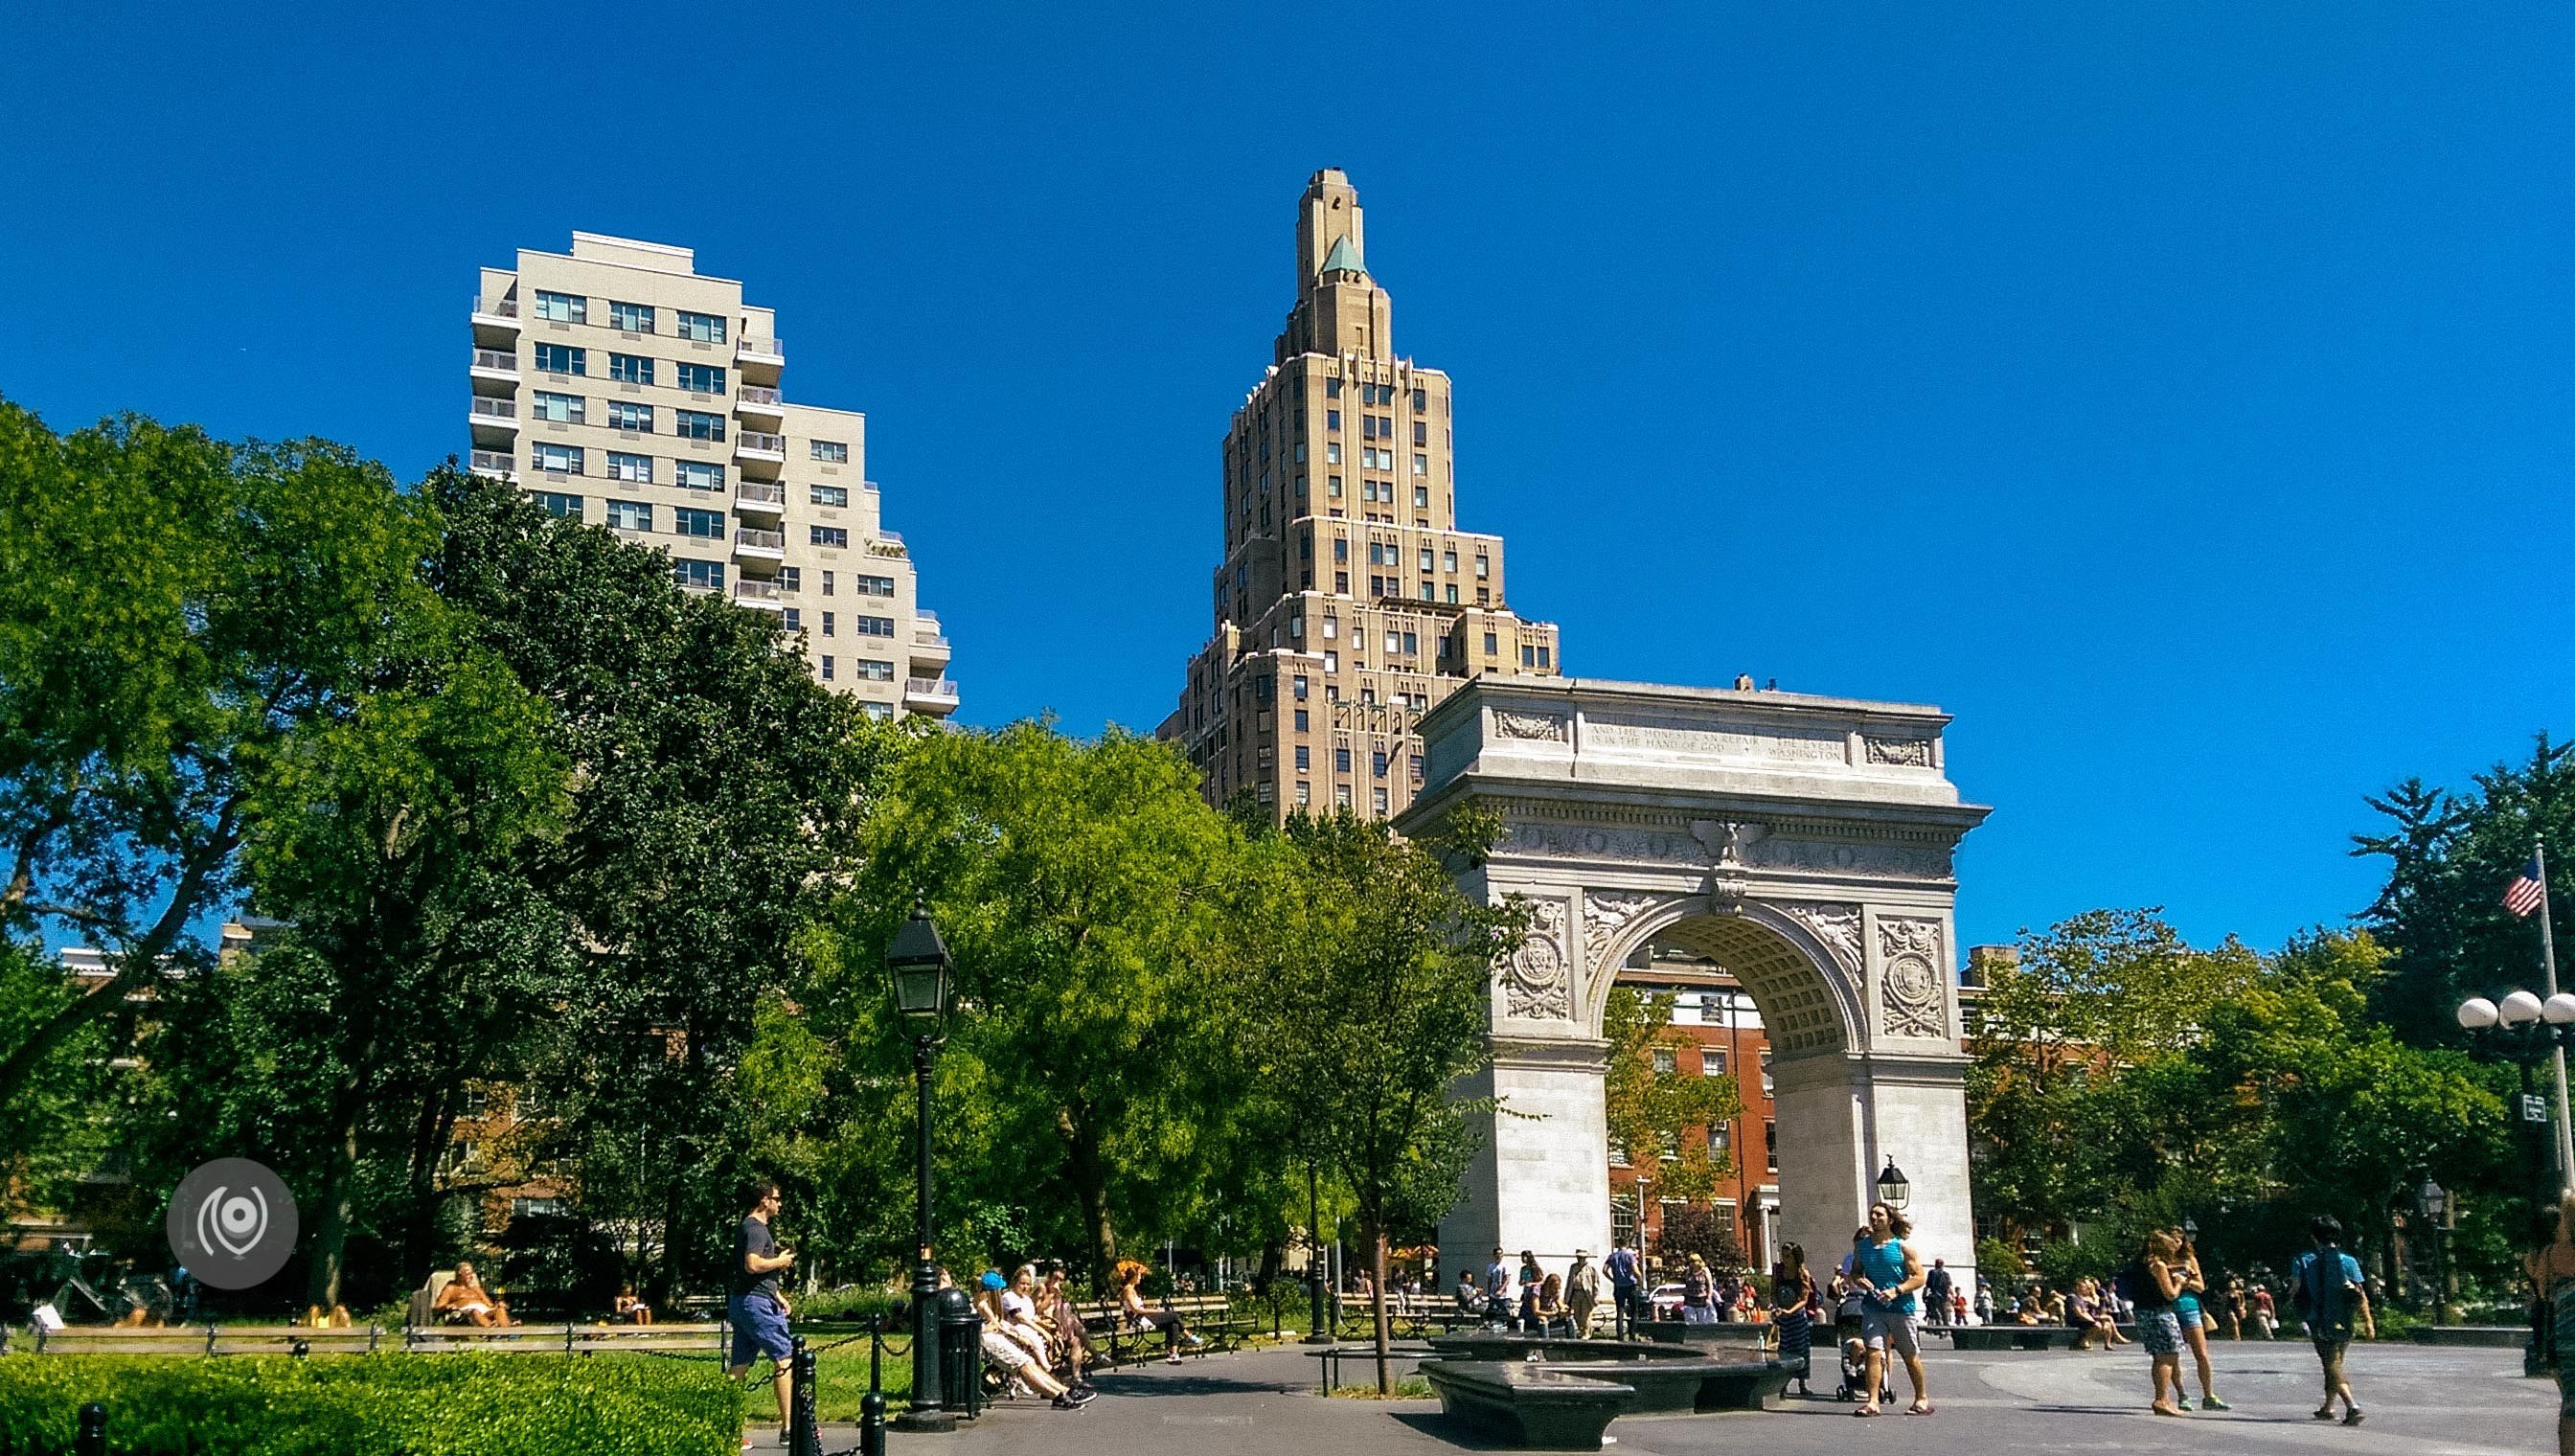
[[1159, 170, 1561, 819]]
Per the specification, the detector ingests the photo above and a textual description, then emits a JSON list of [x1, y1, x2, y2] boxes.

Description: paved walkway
[[788, 1339, 2553, 1455]]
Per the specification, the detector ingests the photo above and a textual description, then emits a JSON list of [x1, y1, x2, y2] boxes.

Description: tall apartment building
[[469, 234, 955, 720], [1159, 170, 1561, 819]]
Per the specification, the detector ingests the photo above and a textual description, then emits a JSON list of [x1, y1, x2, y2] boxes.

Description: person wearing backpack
[[2290, 1216, 2375, 1425]]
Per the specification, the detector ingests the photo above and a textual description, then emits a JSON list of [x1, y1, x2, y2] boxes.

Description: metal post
[[789, 1335, 818, 1456], [77, 1401, 105, 1456], [1302, 1162, 1331, 1344], [2539, 842, 2575, 1185], [894, 1035, 956, 1433], [860, 1313, 888, 1456]]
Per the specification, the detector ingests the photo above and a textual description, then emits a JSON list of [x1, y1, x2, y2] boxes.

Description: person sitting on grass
[[613, 1285, 652, 1325], [975, 1279, 1093, 1409], [435, 1263, 512, 1328]]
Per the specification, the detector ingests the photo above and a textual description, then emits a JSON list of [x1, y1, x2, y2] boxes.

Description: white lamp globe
[[2500, 990, 2547, 1027], [2457, 996, 2501, 1030], [2545, 994, 2575, 1027]]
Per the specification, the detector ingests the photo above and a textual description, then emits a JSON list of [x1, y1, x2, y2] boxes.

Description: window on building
[[676, 362, 725, 394], [1483, 631, 1498, 656], [1760, 1050, 1774, 1098], [674, 408, 725, 441], [1766, 1120, 1779, 1173], [534, 343, 584, 375], [1327, 409, 1341, 430], [1538, 645, 1552, 669], [1703, 1048, 1729, 1076], [672, 557, 724, 592], [853, 574, 896, 596], [1294, 782, 1310, 806], [1522, 645, 1536, 668], [821, 571, 834, 595], [1322, 650, 1337, 672], [1371, 750, 1389, 779], [1413, 459, 1429, 482], [856, 658, 896, 680], [1334, 746, 1352, 773], [605, 498, 650, 531], [1326, 442, 1341, 465], [1293, 708, 1309, 731], [820, 611, 835, 637], [605, 399, 650, 431], [810, 526, 849, 548], [607, 300, 653, 332], [673, 507, 724, 539], [810, 484, 850, 508], [783, 607, 802, 631], [1410, 755, 1423, 781], [605, 451, 650, 484], [854, 615, 896, 637], [675, 460, 723, 490], [1446, 584, 1459, 604], [779, 566, 801, 592], [1333, 571, 1349, 591], [1326, 377, 1341, 398], [1652, 1047, 1678, 1076], [1335, 783, 1353, 808], [819, 654, 834, 680], [811, 440, 850, 463], [1293, 746, 1310, 770], [1475, 556, 1491, 578], [528, 490, 581, 519], [534, 443, 584, 475], [534, 290, 585, 323], [532, 390, 583, 424], [604, 353, 650, 386], [676, 310, 727, 343], [1372, 786, 1389, 813]]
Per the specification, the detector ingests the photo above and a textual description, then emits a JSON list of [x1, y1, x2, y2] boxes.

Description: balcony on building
[[469, 347, 520, 390], [731, 579, 786, 611], [866, 531, 907, 559], [733, 479, 786, 516], [467, 450, 517, 484], [909, 613, 951, 671], [735, 429, 786, 466], [735, 334, 785, 383], [903, 676, 961, 713], [734, 384, 786, 424], [468, 396, 519, 444], [733, 526, 786, 561], [471, 292, 520, 345]]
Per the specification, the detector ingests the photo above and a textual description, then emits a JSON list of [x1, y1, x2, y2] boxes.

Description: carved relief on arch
[[1502, 898, 1574, 1021], [1876, 916, 1948, 1039], [1774, 902, 1863, 980]]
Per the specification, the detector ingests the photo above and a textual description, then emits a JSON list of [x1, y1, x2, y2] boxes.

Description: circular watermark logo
[[165, 1158, 298, 1289]]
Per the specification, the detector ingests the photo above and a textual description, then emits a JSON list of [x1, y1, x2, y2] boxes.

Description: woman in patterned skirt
[[1771, 1243, 1819, 1397]]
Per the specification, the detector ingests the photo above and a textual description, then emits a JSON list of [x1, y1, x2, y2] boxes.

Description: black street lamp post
[[887, 901, 956, 1434], [2416, 1178, 2450, 1325], [2459, 992, 2575, 1212]]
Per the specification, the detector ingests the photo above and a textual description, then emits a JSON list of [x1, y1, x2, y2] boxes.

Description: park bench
[[1421, 1358, 1636, 1450], [19, 1324, 389, 1357], [1948, 1323, 2131, 1352], [401, 1321, 729, 1355], [1071, 1294, 1254, 1363]]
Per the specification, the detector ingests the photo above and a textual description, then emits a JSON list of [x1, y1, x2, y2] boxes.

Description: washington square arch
[[1395, 675, 1993, 1285]]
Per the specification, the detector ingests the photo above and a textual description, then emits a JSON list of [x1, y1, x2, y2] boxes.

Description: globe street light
[[2458, 989, 2575, 1194], [887, 900, 956, 1434]]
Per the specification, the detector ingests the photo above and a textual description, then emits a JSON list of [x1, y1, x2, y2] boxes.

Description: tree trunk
[[1371, 1226, 1393, 1396], [1060, 1112, 1119, 1287], [306, 1073, 366, 1315]]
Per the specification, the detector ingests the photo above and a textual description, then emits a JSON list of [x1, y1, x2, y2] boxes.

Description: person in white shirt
[[1484, 1246, 1516, 1324]]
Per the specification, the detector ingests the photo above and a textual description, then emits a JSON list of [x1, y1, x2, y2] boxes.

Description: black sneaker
[[1052, 1393, 1083, 1410]]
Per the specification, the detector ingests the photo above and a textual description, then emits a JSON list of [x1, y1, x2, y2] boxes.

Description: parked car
[[1649, 1282, 1686, 1320]]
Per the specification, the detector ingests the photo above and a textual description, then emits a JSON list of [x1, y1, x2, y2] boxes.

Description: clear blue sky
[[4, 5, 2567, 956]]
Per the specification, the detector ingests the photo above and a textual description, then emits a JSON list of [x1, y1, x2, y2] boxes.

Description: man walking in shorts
[[726, 1179, 798, 1447], [2290, 1216, 2374, 1425], [1850, 1200, 1931, 1417]]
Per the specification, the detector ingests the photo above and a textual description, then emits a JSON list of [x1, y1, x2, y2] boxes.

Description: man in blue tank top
[[1850, 1200, 1932, 1417]]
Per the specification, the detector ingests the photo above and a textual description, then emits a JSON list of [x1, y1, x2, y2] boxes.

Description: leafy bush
[[2037, 1238, 2120, 1289], [1976, 1237, 2029, 1285], [0, 1354, 743, 1455]]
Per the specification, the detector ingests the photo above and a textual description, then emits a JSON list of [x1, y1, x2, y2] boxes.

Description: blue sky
[[4, 5, 2567, 956]]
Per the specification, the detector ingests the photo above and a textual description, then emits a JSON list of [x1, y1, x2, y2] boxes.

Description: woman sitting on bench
[[1114, 1261, 1204, 1364]]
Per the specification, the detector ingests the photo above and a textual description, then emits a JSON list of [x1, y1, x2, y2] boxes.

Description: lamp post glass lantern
[[1876, 1157, 1910, 1212], [887, 901, 956, 1432]]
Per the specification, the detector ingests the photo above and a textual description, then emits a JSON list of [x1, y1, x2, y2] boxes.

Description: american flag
[[2506, 855, 2548, 918]]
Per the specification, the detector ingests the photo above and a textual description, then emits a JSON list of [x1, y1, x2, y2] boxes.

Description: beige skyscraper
[[470, 233, 955, 720], [1160, 170, 1561, 819]]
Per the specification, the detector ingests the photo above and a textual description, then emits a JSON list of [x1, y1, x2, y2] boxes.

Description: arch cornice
[[1576, 891, 1868, 1056]]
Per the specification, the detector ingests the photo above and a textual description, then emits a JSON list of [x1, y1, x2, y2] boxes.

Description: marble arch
[[1396, 678, 1992, 1285]]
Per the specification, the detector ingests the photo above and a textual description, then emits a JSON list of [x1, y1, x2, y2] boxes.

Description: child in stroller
[[1830, 1272, 1893, 1403]]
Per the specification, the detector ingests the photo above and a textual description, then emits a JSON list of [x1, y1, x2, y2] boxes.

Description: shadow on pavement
[[1387, 1413, 1517, 1450], [1086, 1367, 1306, 1399]]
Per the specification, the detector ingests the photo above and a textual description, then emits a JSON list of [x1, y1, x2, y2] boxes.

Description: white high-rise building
[[470, 233, 954, 719]]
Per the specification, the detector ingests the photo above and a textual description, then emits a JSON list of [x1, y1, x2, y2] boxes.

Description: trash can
[[934, 1286, 983, 1421]]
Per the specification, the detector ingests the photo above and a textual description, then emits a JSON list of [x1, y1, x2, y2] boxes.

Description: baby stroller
[[1831, 1286, 1893, 1403]]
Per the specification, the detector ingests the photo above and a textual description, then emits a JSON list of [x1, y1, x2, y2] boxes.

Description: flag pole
[[2540, 838, 2575, 1188]]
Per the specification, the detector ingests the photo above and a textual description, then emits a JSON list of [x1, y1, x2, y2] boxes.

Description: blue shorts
[[729, 1293, 791, 1366]]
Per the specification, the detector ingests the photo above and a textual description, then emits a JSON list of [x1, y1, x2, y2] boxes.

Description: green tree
[[1245, 810, 1518, 1393], [1601, 985, 1743, 1203], [0, 405, 434, 1117], [834, 723, 1253, 1282]]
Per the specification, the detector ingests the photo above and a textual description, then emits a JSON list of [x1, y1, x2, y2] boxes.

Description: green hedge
[[0, 1354, 744, 1455]]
